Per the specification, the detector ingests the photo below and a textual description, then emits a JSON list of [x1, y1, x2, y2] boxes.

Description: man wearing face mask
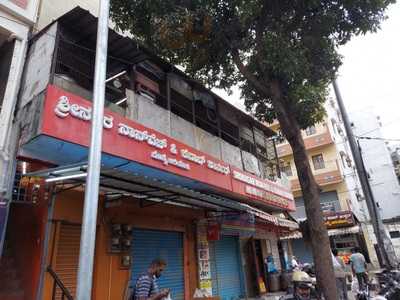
[[132, 258, 170, 300]]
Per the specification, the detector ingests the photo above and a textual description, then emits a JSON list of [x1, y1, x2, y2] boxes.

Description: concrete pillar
[[0, 37, 27, 197]]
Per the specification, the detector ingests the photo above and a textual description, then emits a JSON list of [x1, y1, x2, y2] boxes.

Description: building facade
[[269, 97, 378, 266], [0, 8, 298, 300], [349, 108, 400, 259]]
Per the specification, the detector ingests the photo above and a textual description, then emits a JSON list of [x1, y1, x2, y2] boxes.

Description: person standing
[[332, 249, 348, 300], [132, 258, 170, 300], [350, 247, 368, 290]]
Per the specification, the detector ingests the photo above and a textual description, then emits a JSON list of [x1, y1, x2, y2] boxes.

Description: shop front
[[13, 84, 296, 300], [285, 211, 371, 265], [325, 211, 370, 264], [1, 8, 300, 299]]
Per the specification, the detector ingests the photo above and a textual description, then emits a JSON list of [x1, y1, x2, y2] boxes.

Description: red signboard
[[40, 85, 295, 211]]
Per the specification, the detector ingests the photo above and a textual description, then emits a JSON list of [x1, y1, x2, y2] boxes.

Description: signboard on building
[[324, 211, 355, 229], [33, 85, 295, 211]]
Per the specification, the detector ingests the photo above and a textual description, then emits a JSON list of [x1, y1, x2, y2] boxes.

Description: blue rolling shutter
[[131, 229, 184, 300], [210, 236, 243, 300]]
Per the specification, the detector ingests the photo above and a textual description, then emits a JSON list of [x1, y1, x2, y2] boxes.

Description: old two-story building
[[1, 7, 299, 300]]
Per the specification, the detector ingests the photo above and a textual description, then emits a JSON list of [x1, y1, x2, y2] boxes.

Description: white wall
[[0, 0, 40, 24], [349, 108, 400, 220], [36, 0, 99, 30], [0, 7, 30, 197]]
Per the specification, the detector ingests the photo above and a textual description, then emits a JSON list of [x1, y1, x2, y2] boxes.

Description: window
[[304, 126, 316, 136], [280, 161, 293, 177], [312, 154, 325, 170], [240, 124, 257, 155], [389, 231, 400, 239]]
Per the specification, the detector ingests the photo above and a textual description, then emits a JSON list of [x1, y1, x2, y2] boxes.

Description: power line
[[356, 136, 400, 142]]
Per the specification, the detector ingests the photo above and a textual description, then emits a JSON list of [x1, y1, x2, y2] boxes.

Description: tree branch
[[230, 48, 271, 99], [254, 0, 270, 82]]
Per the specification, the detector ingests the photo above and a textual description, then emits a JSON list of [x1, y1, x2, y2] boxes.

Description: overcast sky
[[336, 2, 400, 143], [214, 2, 400, 143]]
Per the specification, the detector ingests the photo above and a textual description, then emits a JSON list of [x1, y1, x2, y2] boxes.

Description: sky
[[336, 2, 400, 143], [214, 2, 400, 143]]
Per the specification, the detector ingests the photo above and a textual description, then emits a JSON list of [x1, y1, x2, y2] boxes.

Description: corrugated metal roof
[[26, 163, 288, 226], [47, 6, 275, 137]]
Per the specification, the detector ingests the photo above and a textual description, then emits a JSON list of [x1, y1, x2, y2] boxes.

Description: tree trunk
[[271, 83, 338, 300]]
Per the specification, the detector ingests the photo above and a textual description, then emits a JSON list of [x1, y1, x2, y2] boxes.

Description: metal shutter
[[210, 236, 243, 300], [131, 229, 184, 300], [54, 224, 81, 299]]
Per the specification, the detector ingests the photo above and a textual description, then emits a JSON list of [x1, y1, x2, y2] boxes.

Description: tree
[[110, 1, 395, 298]]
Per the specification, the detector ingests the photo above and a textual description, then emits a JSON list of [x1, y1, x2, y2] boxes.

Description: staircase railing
[[47, 266, 73, 300]]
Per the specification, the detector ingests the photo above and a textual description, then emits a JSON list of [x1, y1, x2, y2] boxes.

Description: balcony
[[289, 160, 343, 192], [276, 129, 334, 158]]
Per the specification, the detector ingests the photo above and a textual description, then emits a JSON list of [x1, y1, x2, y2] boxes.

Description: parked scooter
[[374, 269, 400, 300], [351, 269, 400, 300]]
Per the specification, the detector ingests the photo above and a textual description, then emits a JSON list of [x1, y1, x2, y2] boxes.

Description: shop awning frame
[[26, 163, 260, 213], [26, 163, 297, 228]]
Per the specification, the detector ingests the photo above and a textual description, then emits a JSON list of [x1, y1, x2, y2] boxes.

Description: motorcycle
[[374, 269, 400, 300]]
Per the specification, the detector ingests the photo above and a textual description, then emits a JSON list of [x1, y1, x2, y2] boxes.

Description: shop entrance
[[52, 223, 81, 299], [209, 235, 244, 300], [130, 228, 184, 300]]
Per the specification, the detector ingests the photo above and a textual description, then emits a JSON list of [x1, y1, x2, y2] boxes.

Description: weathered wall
[[16, 92, 45, 146], [170, 113, 196, 148], [220, 140, 242, 170], [19, 23, 56, 108], [137, 94, 171, 136], [194, 127, 221, 160], [53, 74, 93, 100]]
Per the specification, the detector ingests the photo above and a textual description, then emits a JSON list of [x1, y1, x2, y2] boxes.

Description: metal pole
[[332, 80, 397, 268], [36, 189, 57, 300], [76, 0, 110, 299]]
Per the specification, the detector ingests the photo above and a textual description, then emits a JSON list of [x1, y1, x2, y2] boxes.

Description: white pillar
[[0, 37, 28, 196]]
